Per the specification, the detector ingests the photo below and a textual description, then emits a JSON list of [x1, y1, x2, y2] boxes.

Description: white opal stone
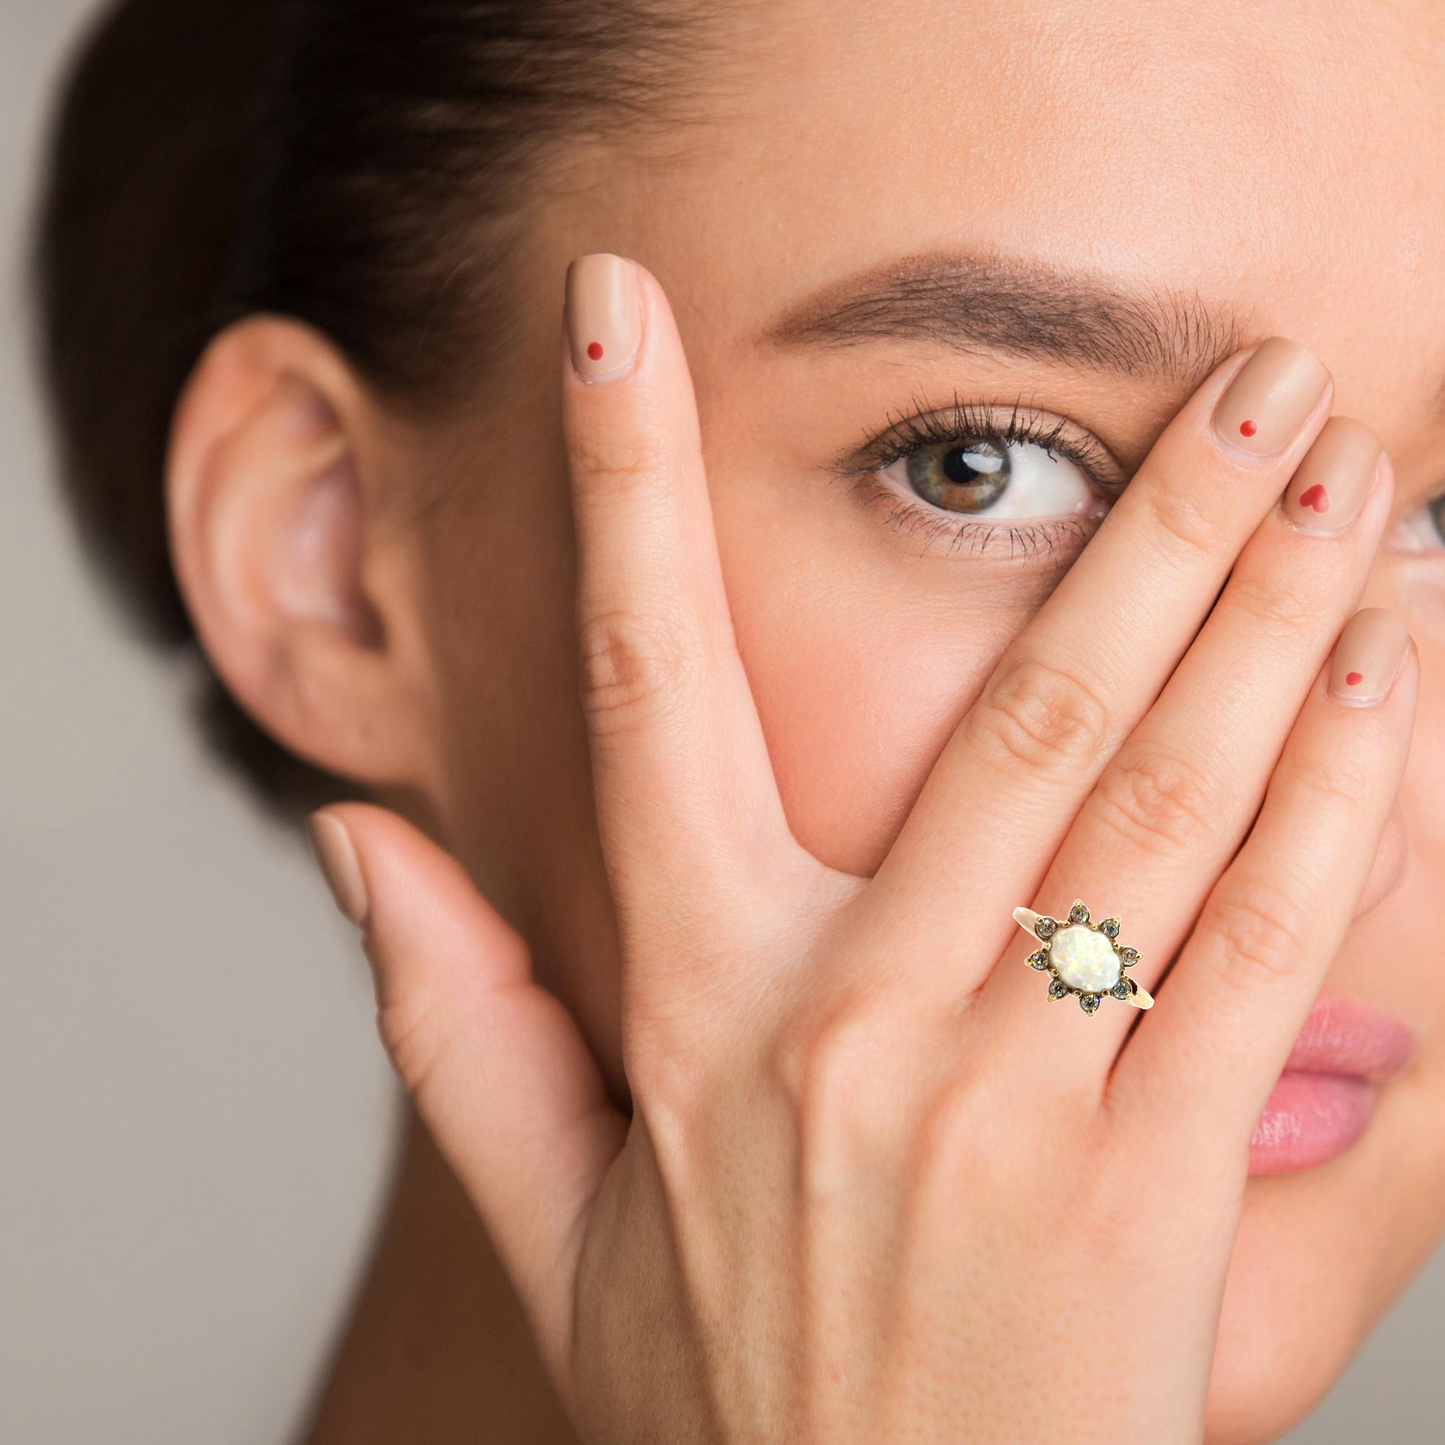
[[1049, 925, 1121, 993]]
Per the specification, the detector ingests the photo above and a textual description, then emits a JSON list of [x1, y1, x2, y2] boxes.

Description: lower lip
[[1249, 1071, 1379, 1174]]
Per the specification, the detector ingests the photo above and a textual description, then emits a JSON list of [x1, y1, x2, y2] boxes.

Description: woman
[[33, 0, 1445, 1440]]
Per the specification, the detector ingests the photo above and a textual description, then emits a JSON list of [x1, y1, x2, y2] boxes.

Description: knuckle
[[567, 431, 670, 501], [766, 997, 906, 1164], [376, 993, 450, 1100], [1144, 478, 1226, 559], [911, 1067, 1016, 1182], [913, 1075, 1100, 1219], [768, 1003, 867, 1120], [1222, 571, 1323, 637], [624, 1023, 711, 1136], [967, 654, 1111, 775], [623, 962, 758, 1125], [577, 607, 698, 734], [1090, 741, 1224, 853], [1204, 875, 1313, 988], [1280, 735, 1377, 811]]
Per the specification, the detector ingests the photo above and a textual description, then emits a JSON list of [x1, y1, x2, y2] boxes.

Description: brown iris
[[905, 437, 1010, 513]]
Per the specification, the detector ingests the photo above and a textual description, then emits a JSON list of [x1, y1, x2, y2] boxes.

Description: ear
[[167, 316, 431, 788]]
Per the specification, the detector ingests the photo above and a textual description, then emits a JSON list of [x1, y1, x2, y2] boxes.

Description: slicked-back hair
[[33, 0, 719, 818]]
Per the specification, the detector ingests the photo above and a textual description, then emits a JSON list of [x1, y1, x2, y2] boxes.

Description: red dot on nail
[[1239, 419, 1258, 437], [1346, 671, 1364, 686], [586, 341, 604, 361]]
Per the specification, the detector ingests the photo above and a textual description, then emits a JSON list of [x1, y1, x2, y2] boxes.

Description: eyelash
[[1409, 492, 1445, 549], [824, 391, 1123, 559], [1382, 489, 1445, 556], [828, 395, 1445, 564]]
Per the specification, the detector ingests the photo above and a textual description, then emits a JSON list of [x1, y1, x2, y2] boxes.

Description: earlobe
[[166, 318, 422, 787]]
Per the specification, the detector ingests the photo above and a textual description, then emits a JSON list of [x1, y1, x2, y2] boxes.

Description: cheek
[[727, 553, 1024, 877], [1204, 1189, 1361, 1444], [1205, 1071, 1445, 1445]]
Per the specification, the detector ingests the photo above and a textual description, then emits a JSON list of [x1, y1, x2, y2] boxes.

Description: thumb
[[305, 802, 627, 1378]]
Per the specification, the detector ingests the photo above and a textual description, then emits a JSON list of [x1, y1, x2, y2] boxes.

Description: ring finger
[[1111, 608, 1418, 1162]]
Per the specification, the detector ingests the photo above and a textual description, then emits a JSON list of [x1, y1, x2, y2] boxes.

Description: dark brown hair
[[33, 0, 721, 819]]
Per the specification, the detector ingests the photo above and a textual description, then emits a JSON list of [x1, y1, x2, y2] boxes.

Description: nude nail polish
[[565, 253, 643, 383], [1280, 417, 1383, 536], [1213, 337, 1330, 457], [1329, 608, 1410, 707], [306, 812, 370, 927]]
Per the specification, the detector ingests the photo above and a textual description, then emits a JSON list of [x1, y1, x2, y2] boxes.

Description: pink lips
[[1249, 994, 1418, 1175]]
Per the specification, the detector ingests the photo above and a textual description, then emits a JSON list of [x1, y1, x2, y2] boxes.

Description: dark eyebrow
[[757, 251, 1251, 387]]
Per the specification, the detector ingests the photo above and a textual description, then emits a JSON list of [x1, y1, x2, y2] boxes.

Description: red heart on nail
[[1298, 484, 1329, 513], [1346, 671, 1364, 686]]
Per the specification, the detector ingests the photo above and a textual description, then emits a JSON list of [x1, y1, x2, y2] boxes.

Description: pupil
[[942, 438, 1008, 487]]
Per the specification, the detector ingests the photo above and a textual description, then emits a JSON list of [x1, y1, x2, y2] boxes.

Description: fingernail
[[306, 811, 369, 927], [565, 253, 643, 383], [1329, 608, 1411, 707], [1280, 417, 1383, 536], [1213, 337, 1331, 457]]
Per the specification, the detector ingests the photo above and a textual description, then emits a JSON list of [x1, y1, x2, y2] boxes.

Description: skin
[[159, 0, 1445, 1440]]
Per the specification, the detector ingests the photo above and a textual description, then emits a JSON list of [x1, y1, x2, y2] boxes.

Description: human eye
[[825, 393, 1127, 560], [1387, 489, 1445, 553]]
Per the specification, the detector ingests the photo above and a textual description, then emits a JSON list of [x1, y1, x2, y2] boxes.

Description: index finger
[[560, 254, 805, 1013]]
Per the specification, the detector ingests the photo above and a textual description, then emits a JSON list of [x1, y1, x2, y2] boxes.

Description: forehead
[[580, 0, 1445, 433]]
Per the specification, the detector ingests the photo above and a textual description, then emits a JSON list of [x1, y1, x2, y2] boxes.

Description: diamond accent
[[1068, 901, 1089, 924], [1110, 977, 1132, 999], [1047, 978, 1069, 1000], [1100, 917, 1121, 939], [1027, 950, 1050, 970], [1119, 946, 1139, 965], [1079, 993, 1101, 1014], [1035, 917, 1058, 939]]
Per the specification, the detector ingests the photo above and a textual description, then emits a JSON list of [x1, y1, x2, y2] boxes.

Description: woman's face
[[386, 2, 1445, 1438]]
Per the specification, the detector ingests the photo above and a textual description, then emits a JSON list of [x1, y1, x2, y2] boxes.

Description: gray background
[[0, 3, 1438, 1442]]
